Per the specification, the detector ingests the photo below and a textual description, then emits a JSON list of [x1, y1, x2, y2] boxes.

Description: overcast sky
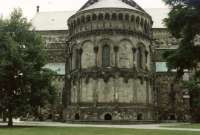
[[0, 0, 168, 20]]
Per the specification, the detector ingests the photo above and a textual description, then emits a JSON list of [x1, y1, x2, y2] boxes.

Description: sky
[[0, 0, 168, 20]]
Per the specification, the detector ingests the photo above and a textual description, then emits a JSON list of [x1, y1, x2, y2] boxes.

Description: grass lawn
[[0, 127, 199, 135], [165, 123, 200, 129]]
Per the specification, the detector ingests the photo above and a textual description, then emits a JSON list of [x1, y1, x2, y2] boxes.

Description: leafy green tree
[[0, 9, 56, 127], [163, 0, 200, 122]]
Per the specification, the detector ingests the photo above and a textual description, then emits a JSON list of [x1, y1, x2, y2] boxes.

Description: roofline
[[155, 47, 177, 50], [35, 30, 68, 33], [68, 7, 152, 22]]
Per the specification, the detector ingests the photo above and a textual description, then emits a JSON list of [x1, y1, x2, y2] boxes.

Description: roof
[[31, 8, 169, 30], [156, 62, 168, 72], [79, 0, 145, 12], [31, 11, 75, 31], [44, 63, 65, 75]]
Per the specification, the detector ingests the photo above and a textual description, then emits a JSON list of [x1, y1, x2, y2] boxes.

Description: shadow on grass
[[0, 125, 37, 129]]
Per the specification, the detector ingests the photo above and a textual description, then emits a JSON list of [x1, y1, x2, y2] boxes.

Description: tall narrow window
[[102, 45, 110, 67], [138, 47, 143, 69], [75, 49, 79, 69], [145, 50, 148, 64]]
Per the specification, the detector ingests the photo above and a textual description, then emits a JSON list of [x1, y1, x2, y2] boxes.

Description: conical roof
[[79, 0, 146, 12]]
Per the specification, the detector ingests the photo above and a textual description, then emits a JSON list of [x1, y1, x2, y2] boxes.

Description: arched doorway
[[137, 113, 143, 120], [104, 113, 112, 120], [75, 113, 80, 120]]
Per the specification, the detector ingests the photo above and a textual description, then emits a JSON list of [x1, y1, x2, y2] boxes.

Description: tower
[[64, 0, 154, 121]]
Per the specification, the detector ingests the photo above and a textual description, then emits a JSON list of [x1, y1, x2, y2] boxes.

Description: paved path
[[1, 121, 200, 132]]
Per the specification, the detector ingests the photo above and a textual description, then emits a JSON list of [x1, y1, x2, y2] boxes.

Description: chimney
[[36, 5, 40, 13]]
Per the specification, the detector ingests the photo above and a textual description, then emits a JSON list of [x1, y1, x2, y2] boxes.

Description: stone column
[[133, 78, 138, 103], [145, 50, 149, 71], [132, 48, 136, 69], [64, 40, 72, 107], [114, 46, 119, 67], [79, 48, 83, 69], [146, 79, 150, 105]]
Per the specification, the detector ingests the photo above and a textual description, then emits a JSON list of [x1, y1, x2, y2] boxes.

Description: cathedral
[[31, 0, 190, 122]]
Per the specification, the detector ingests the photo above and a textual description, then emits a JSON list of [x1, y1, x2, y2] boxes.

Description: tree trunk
[[3, 112, 7, 122], [8, 107, 13, 127]]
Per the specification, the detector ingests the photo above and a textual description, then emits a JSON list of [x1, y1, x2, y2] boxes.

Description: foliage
[[183, 80, 200, 122], [163, 0, 200, 122], [163, 0, 200, 77], [0, 9, 56, 126]]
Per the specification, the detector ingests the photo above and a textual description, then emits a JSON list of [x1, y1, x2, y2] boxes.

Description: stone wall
[[65, 7, 154, 122], [70, 34, 151, 71], [70, 77, 152, 104], [152, 28, 190, 121]]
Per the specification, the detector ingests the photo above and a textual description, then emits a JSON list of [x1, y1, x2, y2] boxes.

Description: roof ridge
[[36, 10, 76, 14], [79, 0, 145, 12]]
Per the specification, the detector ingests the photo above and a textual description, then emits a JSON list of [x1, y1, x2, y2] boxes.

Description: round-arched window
[[112, 13, 117, 20], [102, 45, 110, 67]]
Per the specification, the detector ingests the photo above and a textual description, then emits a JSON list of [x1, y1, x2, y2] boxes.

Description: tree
[[0, 9, 56, 127], [163, 0, 200, 122]]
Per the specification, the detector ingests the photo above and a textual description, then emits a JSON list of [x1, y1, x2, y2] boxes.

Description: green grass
[[0, 127, 199, 135], [165, 124, 200, 129]]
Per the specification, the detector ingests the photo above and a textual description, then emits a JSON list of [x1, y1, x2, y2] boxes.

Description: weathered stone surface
[[31, 2, 190, 123], [64, 4, 154, 121]]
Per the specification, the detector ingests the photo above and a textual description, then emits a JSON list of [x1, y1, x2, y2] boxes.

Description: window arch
[[119, 13, 123, 20], [92, 14, 97, 21], [105, 13, 110, 20], [136, 16, 140, 25], [86, 15, 91, 22], [98, 13, 103, 20], [81, 16, 85, 23], [102, 45, 110, 67], [131, 15, 135, 22], [125, 14, 129, 21], [112, 13, 117, 20], [77, 18, 80, 25]]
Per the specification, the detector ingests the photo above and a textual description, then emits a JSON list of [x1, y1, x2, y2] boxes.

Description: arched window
[[81, 16, 85, 23], [77, 18, 80, 25], [136, 16, 140, 25], [125, 14, 129, 21], [119, 13, 123, 20], [92, 14, 97, 21], [102, 45, 110, 67], [112, 13, 117, 20], [98, 13, 103, 20], [75, 49, 79, 69], [105, 13, 110, 20], [131, 15, 135, 22], [137, 47, 143, 69], [86, 15, 91, 22]]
